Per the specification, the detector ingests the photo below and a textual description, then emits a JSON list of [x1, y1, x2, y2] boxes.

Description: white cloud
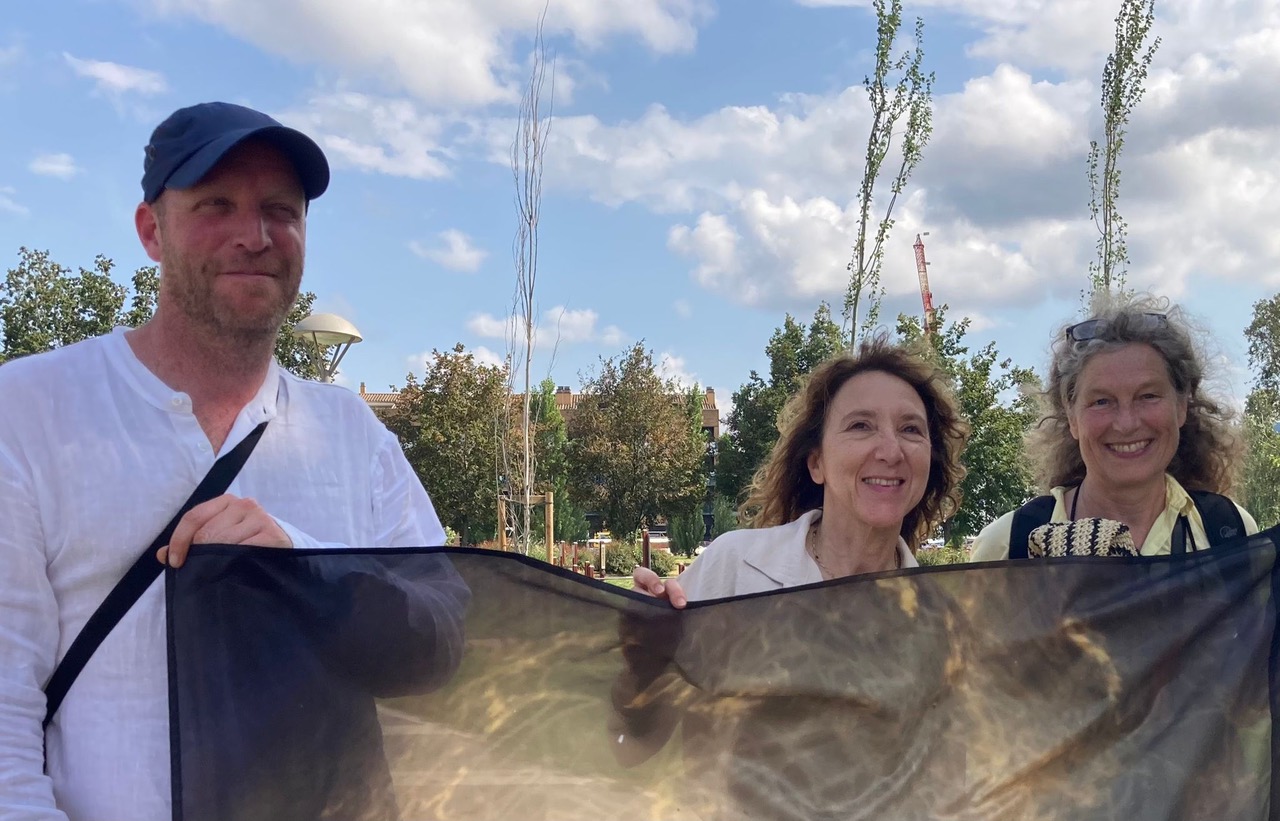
[[549, 307, 605, 344], [29, 153, 80, 180], [471, 346, 507, 369], [466, 313, 511, 340], [716, 393, 735, 429], [521, 1, 1280, 315], [63, 53, 167, 96], [406, 344, 507, 376], [0, 186, 28, 216], [467, 305, 628, 350], [142, 0, 713, 107], [673, 299, 692, 318], [669, 213, 739, 288], [281, 92, 451, 180], [599, 325, 626, 347], [935, 66, 1088, 165], [657, 352, 698, 388], [669, 192, 857, 307], [792, 0, 1125, 73], [409, 229, 487, 272], [404, 351, 430, 376]]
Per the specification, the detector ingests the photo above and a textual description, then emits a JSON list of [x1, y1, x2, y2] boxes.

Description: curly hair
[[739, 334, 970, 548], [1030, 293, 1241, 493]]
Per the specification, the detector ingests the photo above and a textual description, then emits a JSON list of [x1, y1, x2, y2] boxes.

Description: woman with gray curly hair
[[971, 294, 1257, 561], [634, 334, 970, 605]]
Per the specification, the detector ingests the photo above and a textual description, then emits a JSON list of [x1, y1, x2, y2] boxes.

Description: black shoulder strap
[[42, 421, 269, 728], [1187, 490, 1246, 548], [1009, 495, 1056, 560]]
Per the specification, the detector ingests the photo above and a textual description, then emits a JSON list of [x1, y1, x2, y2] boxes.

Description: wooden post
[[642, 529, 651, 569], [544, 491, 555, 566], [497, 495, 507, 551]]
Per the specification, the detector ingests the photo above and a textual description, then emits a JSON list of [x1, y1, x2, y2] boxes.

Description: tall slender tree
[[1086, 0, 1159, 296], [845, 0, 934, 342], [503, 12, 556, 555]]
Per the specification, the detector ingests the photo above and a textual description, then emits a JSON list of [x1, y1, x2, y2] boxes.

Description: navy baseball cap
[[141, 102, 330, 203]]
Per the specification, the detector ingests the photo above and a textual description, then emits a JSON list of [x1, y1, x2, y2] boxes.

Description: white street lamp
[[291, 312, 362, 382]]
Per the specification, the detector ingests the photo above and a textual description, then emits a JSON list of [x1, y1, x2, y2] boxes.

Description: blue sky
[[3, 0, 1278, 418]]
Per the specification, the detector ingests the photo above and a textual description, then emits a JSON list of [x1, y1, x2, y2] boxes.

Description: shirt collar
[[741, 509, 918, 587], [105, 326, 281, 428], [1163, 473, 1196, 516]]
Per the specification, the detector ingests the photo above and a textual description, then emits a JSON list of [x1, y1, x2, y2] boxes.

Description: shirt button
[[199, 443, 210, 452], [171, 397, 183, 407]]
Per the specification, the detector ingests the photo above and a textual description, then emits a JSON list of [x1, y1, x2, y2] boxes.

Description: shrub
[[605, 544, 639, 576], [669, 508, 704, 557], [915, 546, 968, 567], [648, 549, 678, 577], [711, 494, 739, 538]]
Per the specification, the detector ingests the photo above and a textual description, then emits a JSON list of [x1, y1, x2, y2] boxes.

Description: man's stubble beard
[[161, 247, 301, 349]]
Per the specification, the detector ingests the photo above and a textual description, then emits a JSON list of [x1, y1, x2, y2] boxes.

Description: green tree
[[567, 343, 708, 537], [381, 344, 508, 545], [121, 265, 160, 328], [523, 378, 589, 545], [710, 493, 739, 539], [845, 0, 934, 341], [273, 291, 324, 380], [1086, 0, 1159, 296], [1242, 295, 1280, 528], [668, 504, 704, 557], [1242, 395, 1280, 530], [897, 308, 1039, 542], [1, 248, 126, 361], [717, 303, 847, 502], [1, 247, 321, 378]]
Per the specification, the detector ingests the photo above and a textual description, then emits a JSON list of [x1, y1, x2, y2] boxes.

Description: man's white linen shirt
[[0, 328, 447, 821]]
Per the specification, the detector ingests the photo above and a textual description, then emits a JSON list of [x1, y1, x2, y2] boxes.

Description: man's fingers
[[166, 496, 235, 567], [161, 495, 292, 568], [196, 518, 260, 547]]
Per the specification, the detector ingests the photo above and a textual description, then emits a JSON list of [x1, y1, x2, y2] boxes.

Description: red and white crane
[[913, 232, 936, 338]]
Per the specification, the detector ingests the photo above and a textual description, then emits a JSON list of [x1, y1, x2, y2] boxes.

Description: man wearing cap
[[0, 102, 468, 819]]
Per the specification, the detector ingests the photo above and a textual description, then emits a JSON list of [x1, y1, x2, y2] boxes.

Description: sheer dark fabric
[[168, 529, 1280, 821]]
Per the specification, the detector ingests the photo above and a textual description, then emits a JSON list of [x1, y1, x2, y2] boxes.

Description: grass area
[[604, 577, 635, 590], [916, 546, 971, 566]]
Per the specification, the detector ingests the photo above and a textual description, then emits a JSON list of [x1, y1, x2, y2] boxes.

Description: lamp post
[[290, 312, 362, 382]]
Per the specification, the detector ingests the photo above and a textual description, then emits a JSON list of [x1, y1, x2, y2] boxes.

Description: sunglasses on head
[[1064, 312, 1167, 342]]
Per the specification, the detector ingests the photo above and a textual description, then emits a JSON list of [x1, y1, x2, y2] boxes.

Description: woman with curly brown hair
[[971, 294, 1257, 561], [634, 334, 969, 605]]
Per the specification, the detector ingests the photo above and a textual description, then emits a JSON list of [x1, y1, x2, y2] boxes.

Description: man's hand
[[157, 494, 292, 568]]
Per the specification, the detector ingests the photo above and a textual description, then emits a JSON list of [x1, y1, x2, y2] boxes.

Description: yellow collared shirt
[[970, 474, 1258, 562]]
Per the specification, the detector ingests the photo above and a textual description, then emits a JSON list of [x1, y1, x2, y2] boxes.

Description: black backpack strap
[[42, 421, 269, 728], [1187, 490, 1246, 549], [1009, 495, 1056, 560]]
